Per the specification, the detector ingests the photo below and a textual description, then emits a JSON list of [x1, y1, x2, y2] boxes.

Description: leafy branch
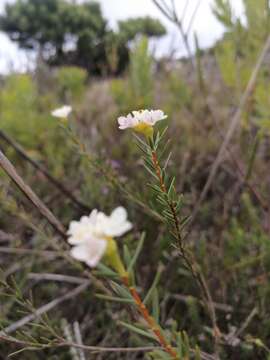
[[134, 129, 220, 353]]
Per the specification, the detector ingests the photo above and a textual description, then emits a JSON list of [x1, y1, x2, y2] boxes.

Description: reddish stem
[[122, 276, 178, 359]]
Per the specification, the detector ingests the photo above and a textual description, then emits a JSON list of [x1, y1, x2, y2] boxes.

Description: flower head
[[51, 105, 72, 119], [67, 207, 132, 269], [118, 109, 167, 137]]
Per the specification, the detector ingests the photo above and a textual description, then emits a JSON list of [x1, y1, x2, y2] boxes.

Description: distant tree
[[0, 0, 166, 75], [118, 16, 166, 41]]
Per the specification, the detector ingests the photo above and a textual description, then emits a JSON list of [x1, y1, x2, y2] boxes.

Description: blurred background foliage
[[1, 0, 270, 359], [0, 0, 166, 75]]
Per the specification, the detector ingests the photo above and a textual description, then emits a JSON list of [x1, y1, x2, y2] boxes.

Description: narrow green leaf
[[143, 267, 162, 305], [152, 288, 160, 323], [180, 216, 190, 229], [159, 139, 171, 160], [195, 345, 201, 360], [128, 233, 145, 273], [148, 183, 163, 194], [111, 281, 133, 300], [163, 151, 172, 172], [182, 330, 190, 356], [162, 210, 174, 220], [133, 132, 149, 149], [159, 126, 168, 141], [168, 177, 175, 199], [135, 141, 149, 156], [149, 136, 155, 150], [176, 332, 183, 357], [95, 263, 118, 278], [151, 349, 171, 359], [143, 163, 159, 180], [119, 321, 156, 341], [123, 245, 132, 268], [96, 294, 134, 303], [144, 156, 155, 170], [123, 245, 135, 284]]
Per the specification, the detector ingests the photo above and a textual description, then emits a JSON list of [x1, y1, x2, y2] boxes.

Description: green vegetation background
[[1, 0, 270, 359]]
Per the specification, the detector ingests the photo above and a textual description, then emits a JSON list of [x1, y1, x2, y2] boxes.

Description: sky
[[0, 0, 245, 74]]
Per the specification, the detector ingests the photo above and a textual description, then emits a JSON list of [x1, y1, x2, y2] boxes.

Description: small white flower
[[118, 109, 167, 130], [67, 211, 98, 245], [51, 105, 72, 119], [67, 207, 132, 267], [70, 237, 107, 268], [94, 207, 133, 238]]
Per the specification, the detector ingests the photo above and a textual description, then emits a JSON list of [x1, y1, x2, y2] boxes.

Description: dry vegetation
[[1, 0, 270, 359]]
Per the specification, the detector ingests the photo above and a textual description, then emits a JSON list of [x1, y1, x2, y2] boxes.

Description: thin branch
[[0, 281, 90, 335], [150, 145, 219, 343], [63, 321, 80, 360], [152, 0, 174, 21], [0, 129, 91, 212], [73, 321, 86, 360], [152, 0, 195, 68], [0, 230, 15, 242], [190, 34, 270, 225], [169, 0, 178, 20], [172, 294, 233, 313], [186, 0, 202, 36], [27, 272, 87, 284], [234, 307, 258, 339], [0, 332, 216, 359], [181, 0, 189, 23], [0, 334, 159, 353], [0, 246, 63, 257], [0, 149, 66, 239], [122, 276, 178, 359]]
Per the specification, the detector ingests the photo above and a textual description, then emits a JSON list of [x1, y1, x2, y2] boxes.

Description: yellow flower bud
[[105, 238, 127, 278]]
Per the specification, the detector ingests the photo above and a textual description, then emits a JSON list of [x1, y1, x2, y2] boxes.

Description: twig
[[186, 0, 202, 36], [73, 321, 86, 360], [190, 34, 270, 224], [0, 333, 159, 353], [0, 281, 90, 335], [0, 332, 216, 359], [0, 129, 91, 212], [234, 307, 258, 339], [63, 320, 80, 360], [152, 0, 195, 68], [122, 276, 178, 359], [28, 272, 88, 284], [0, 230, 15, 242], [150, 146, 220, 347], [222, 307, 258, 347], [0, 246, 64, 257], [172, 294, 233, 313], [152, 0, 173, 21], [0, 149, 66, 239]]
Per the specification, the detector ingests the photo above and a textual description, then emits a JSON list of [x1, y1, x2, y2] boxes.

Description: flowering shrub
[[2, 4, 270, 358], [36, 105, 216, 359]]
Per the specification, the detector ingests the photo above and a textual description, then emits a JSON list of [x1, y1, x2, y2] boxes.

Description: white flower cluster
[[59, 107, 167, 268], [118, 109, 167, 130], [67, 207, 132, 267]]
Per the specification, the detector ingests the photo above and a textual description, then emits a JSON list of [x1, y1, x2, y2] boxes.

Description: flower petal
[[70, 238, 107, 268], [110, 207, 127, 222]]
